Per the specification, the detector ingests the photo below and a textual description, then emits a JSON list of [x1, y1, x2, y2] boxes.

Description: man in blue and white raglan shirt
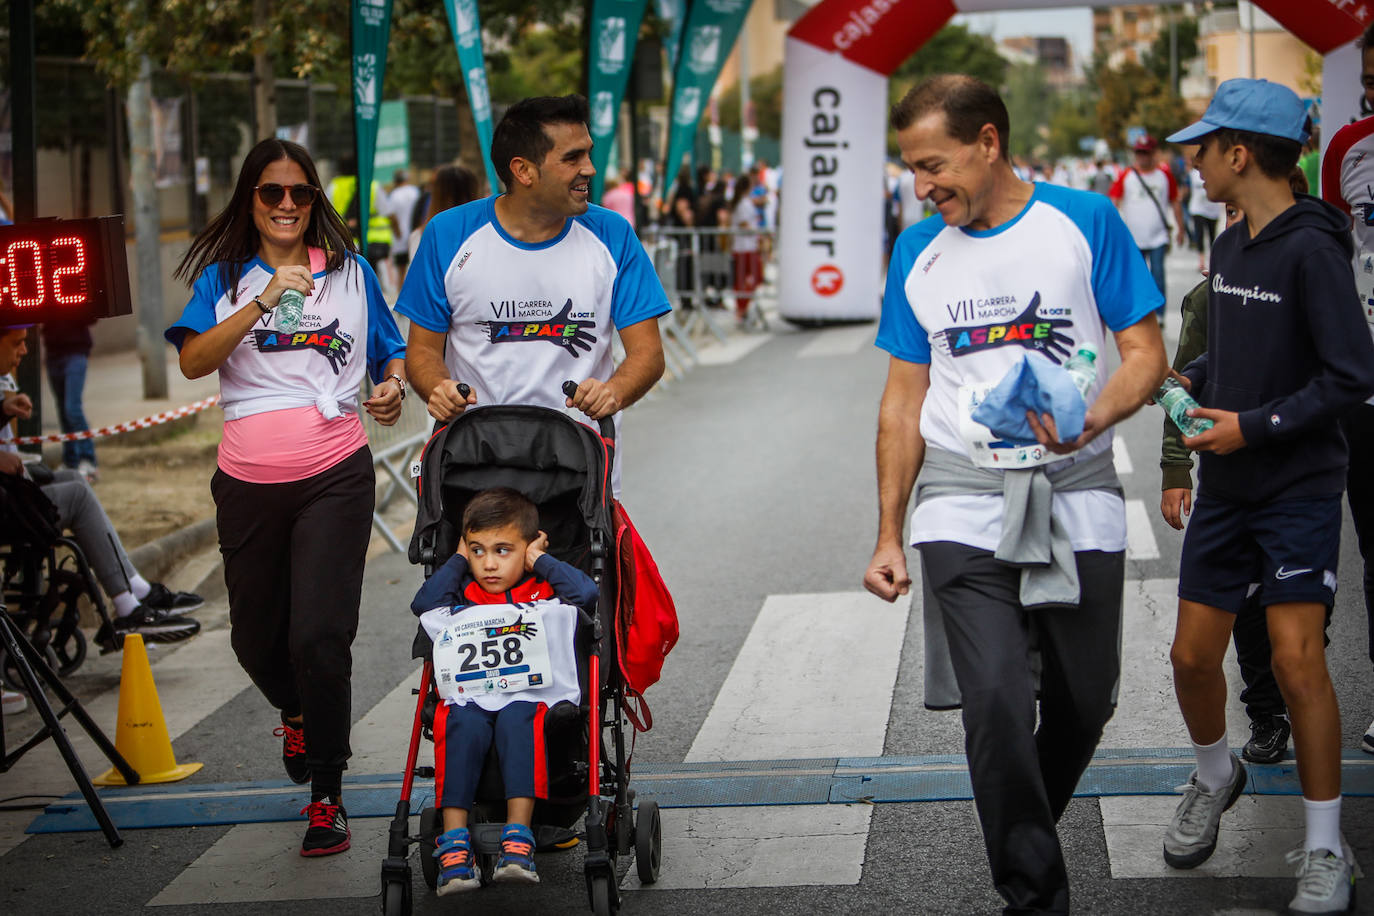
[[397, 94, 669, 491], [862, 75, 1167, 916]]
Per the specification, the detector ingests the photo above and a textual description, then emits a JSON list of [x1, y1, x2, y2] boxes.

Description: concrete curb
[[128, 516, 218, 585]]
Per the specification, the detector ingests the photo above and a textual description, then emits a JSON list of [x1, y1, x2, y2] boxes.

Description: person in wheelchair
[[0, 326, 202, 646], [410, 487, 597, 895]]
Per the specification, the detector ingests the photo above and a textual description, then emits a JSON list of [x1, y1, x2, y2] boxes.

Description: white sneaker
[[2, 688, 27, 715], [1163, 752, 1248, 869], [1286, 847, 1355, 914], [1362, 718, 1373, 755]]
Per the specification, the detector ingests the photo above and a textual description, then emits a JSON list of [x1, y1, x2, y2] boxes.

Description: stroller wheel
[[418, 807, 440, 890], [589, 873, 617, 916], [381, 879, 409, 916], [635, 800, 661, 885]]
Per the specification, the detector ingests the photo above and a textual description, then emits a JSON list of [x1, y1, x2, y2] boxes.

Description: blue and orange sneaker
[[493, 823, 539, 884], [434, 827, 481, 895]]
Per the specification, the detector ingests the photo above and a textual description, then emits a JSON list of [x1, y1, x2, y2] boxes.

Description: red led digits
[[51, 236, 89, 305], [8, 239, 45, 308]]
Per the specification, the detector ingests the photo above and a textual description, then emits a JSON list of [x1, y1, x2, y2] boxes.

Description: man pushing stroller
[[410, 487, 598, 895]]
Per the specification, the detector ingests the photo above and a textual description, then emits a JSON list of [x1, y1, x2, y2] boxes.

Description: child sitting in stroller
[[410, 486, 598, 895]]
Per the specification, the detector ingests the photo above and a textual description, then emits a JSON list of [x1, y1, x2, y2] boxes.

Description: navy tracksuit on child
[[412, 553, 597, 811]]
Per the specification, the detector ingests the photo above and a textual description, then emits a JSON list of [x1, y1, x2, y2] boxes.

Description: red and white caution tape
[[11, 395, 221, 445]]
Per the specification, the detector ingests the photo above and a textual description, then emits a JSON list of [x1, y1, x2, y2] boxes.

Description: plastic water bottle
[[275, 289, 305, 334], [1063, 346, 1098, 400], [1157, 376, 1214, 437]]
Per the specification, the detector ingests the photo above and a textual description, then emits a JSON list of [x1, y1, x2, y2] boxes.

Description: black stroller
[[379, 388, 662, 916]]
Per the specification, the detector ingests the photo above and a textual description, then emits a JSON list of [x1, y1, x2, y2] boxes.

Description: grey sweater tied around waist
[[914, 445, 1122, 609], [914, 444, 1124, 710]]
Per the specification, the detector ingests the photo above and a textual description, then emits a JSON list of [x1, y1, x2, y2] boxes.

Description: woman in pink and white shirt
[[167, 138, 406, 858]]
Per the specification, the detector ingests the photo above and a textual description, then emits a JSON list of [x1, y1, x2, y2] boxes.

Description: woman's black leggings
[[212, 445, 375, 798], [1192, 215, 1217, 253]]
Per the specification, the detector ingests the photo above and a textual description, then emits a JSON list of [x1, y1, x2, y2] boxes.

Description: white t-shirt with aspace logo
[[395, 197, 671, 490], [1322, 115, 1374, 405], [877, 183, 1162, 553]]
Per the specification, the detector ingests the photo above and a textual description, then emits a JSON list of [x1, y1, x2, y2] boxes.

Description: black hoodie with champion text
[[1180, 194, 1374, 504]]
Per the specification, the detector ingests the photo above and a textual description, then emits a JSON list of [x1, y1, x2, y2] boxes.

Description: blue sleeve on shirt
[[353, 254, 406, 383], [164, 264, 227, 351], [395, 201, 482, 333], [583, 206, 672, 330], [1040, 185, 1162, 330], [411, 554, 470, 615], [532, 553, 599, 612], [875, 217, 940, 364]]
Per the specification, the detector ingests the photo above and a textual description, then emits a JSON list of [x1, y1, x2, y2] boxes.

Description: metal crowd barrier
[[359, 379, 431, 553], [636, 225, 776, 395]]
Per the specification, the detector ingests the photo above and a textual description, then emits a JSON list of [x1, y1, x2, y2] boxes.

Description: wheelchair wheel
[[50, 625, 87, 676], [634, 800, 661, 885], [1, 643, 59, 691], [418, 807, 439, 890]]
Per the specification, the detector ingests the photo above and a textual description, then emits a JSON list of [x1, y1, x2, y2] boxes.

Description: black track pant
[[212, 446, 375, 794], [920, 542, 1124, 916]]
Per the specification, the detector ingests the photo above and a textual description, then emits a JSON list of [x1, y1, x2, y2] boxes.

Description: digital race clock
[[0, 216, 132, 325]]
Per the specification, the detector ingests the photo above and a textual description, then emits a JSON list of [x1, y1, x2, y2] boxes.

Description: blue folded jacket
[[970, 353, 1086, 447]]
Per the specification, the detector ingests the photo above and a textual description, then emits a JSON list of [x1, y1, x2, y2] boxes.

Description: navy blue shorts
[[1178, 494, 1341, 613]]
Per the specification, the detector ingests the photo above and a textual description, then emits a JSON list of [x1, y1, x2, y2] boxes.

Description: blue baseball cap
[[1168, 79, 1310, 145]]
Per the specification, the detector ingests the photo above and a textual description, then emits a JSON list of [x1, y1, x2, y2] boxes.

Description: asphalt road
[[1, 246, 1372, 916]]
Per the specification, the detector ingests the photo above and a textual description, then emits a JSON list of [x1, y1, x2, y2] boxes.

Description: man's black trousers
[[919, 542, 1124, 916]]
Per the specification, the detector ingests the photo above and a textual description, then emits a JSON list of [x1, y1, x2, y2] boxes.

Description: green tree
[[712, 65, 783, 141], [1003, 62, 1053, 161], [1142, 7, 1199, 91], [886, 23, 1006, 155], [1047, 92, 1097, 161], [1095, 61, 1158, 150]]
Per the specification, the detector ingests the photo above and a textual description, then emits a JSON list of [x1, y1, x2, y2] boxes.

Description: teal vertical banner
[[656, 0, 688, 73], [444, 0, 501, 194], [351, 0, 393, 247], [662, 0, 751, 194], [588, 0, 649, 202]]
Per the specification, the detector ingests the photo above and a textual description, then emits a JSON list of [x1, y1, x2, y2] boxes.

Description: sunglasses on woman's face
[[254, 183, 319, 207]]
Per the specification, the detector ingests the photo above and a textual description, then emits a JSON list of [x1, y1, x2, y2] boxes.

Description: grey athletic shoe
[[1163, 752, 1247, 869], [1286, 847, 1355, 914]]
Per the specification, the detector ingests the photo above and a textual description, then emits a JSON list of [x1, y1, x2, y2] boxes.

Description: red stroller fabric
[[612, 501, 678, 702]]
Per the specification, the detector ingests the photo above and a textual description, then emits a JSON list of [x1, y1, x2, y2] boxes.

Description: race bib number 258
[[432, 605, 553, 702]]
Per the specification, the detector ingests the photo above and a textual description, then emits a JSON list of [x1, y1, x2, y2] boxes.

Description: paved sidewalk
[[35, 342, 221, 438]]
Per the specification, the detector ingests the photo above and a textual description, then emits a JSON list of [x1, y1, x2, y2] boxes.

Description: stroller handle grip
[[456, 382, 471, 399], [561, 380, 616, 443]]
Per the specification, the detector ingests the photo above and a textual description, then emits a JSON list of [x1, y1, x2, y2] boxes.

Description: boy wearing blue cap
[[1162, 79, 1374, 914]]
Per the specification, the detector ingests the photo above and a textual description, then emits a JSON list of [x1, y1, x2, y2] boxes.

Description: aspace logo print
[[477, 299, 598, 357], [945, 292, 1074, 364], [252, 318, 353, 374]]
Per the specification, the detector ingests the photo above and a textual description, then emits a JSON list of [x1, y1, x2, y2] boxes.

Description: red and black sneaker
[[273, 720, 310, 785], [299, 800, 350, 857]]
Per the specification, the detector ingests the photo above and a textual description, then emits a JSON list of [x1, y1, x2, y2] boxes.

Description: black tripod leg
[[0, 610, 125, 847]]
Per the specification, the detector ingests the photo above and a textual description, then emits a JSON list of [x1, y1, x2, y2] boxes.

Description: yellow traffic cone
[[94, 634, 203, 785]]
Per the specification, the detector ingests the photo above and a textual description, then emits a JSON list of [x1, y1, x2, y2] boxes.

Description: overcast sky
[[954, 7, 1095, 67]]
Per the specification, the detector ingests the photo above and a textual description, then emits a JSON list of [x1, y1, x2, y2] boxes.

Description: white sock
[[129, 575, 152, 600], [1303, 797, 1343, 855], [112, 591, 140, 617], [1192, 734, 1233, 792]]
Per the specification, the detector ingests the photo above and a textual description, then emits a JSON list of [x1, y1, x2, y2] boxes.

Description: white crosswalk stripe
[[696, 333, 773, 366], [1113, 436, 1134, 475], [1126, 498, 1161, 560]]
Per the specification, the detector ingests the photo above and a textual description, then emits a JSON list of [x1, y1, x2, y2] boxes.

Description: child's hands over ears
[[525, 531, 549, 571]]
